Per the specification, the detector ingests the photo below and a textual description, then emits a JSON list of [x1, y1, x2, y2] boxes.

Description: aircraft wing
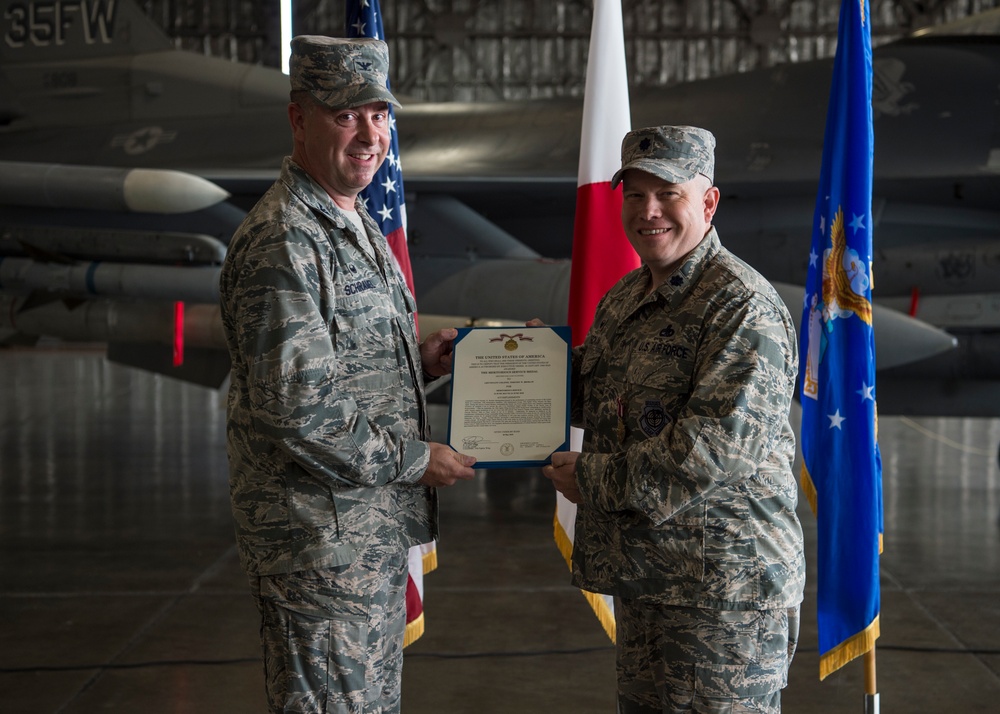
[[1, 0, 998, 415]]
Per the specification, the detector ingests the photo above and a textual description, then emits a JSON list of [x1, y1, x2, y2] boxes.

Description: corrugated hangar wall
[[144, 0, 1000, 101]]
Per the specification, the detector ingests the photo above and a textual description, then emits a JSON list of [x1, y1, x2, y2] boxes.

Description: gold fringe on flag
[[552, 512, 617, 642], [800, 463, 819, 515], [422, 546, 438, 574], [553, 510, 574, 566], [819, 615, 880, 680], [800, 465, 883, 678], [403, 612, 425, 648]]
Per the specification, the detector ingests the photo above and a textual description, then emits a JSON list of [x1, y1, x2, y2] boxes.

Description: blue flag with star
[[346, 0, 415, 298], [799, 0, 882, 680]]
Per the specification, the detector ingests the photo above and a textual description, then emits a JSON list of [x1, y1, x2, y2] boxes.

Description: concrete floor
[[1, 345, 999, 713]]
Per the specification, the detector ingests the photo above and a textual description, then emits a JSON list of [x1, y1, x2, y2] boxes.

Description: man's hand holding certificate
[[446, 326, 571, 468]]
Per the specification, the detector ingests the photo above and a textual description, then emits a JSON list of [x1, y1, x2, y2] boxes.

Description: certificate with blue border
[[447, 326, 571, 468]]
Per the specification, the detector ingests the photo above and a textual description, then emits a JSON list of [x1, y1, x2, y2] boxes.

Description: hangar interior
[[1, 1, 1000, 713], [149, 0, 1000, 99]]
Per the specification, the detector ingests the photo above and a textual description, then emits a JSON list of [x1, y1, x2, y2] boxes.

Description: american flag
[[346, 0, 431, 648], [346, 0, 415, 298]]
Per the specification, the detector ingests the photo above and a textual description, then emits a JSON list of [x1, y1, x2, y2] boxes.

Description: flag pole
[[864, 647, 879, 713]]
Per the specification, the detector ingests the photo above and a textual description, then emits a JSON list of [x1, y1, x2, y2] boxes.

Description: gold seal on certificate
[[447, 326, 571, 468]]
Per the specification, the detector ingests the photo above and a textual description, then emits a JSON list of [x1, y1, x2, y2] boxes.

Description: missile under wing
[[0, 0, 996, 417]]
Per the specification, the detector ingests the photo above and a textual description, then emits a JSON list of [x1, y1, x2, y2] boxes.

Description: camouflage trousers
[[250, 544, 408, 714], [615, 600, 800, 714]]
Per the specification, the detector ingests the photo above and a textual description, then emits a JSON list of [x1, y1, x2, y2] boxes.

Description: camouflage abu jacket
[[219, 157, 435, 577], [571, 228, 805, 610]]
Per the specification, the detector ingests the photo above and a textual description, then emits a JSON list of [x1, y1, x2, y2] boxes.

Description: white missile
[[0, 223, 227, 265], [0, 160, 230, 214], [770, 282, 957, 370], [878, 292, 1000, 330], [0, 256, 220, 303], [0, 296, 225, 348], [417, 259, 958, 372]]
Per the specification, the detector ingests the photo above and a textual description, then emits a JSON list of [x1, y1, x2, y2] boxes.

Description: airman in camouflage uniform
[[543, 126, 805, 713], [219, 36, 476, 714]]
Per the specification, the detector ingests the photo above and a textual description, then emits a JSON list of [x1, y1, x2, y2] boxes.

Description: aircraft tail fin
[[0, 0, 172, 65]]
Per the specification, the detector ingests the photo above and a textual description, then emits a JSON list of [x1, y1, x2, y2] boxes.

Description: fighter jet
[[1, 0, 997, 417]]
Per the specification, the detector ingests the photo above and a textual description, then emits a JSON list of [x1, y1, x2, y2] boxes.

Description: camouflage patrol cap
[[610, 125, 716, 188], [290, 36, 400, 110]]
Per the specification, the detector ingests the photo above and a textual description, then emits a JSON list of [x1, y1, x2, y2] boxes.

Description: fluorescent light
[[280, 0, 292, 74]]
